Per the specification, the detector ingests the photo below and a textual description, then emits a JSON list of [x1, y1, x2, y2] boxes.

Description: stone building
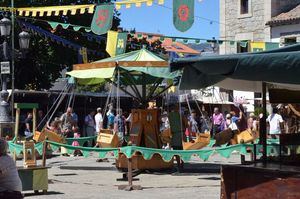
[[220, 0, 300, 54], [218, 0, 300, 113]]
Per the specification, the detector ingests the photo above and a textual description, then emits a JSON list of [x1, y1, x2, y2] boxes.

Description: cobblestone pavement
[[20, 152, 245, 199]]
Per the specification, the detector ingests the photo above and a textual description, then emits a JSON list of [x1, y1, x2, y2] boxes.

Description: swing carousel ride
[[66, 47, 204, 170]]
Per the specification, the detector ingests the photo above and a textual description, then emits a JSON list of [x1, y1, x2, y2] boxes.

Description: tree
[[0, 0, 121, 90]]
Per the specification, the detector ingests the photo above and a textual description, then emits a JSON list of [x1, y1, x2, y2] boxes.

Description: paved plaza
[[19, 153, 244, 199]]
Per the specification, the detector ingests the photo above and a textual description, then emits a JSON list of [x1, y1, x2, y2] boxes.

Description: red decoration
[[178, 4, 189, 21], [96, 9, 109, 28]]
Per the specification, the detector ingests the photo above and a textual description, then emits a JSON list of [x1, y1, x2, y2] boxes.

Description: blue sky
[[118, 0, 219, 39]]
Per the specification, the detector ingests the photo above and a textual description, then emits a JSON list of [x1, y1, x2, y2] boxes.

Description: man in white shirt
[[267, 107, 284, 139], [95, 107, 103, 133]]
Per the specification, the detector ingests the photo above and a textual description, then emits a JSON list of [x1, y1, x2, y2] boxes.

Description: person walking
[[267, 107, 284, 139], [85, 110, 96, 137], [60, 107, 76, 138], [114, 109, 127, 146], [212, 107, 225, 137], [95, 108, 103, 133]]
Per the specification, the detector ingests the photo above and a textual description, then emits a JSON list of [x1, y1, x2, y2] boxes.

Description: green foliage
[[0, 0, 121, 90]]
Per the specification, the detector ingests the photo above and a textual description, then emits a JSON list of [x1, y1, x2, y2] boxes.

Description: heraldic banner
[[173, 0, 194, 32], [106, 31, 128, 57], [91, 4, 114, 35]]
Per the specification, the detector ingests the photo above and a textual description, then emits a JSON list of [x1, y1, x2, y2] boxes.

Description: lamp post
[[0, 17, 12, 122], [0, 17, 30, 123]]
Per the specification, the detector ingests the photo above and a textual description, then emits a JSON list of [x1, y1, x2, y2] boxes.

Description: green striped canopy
[[67, 49, 180, 85]]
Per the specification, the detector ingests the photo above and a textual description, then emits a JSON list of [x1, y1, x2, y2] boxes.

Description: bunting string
[[0, 4, 95, 17], [17, 16, 106, 43], [7, 139, 280, 162], [130, 33, 281, 50], [19, 20, 104, 56], [115, 0, 165, 10]]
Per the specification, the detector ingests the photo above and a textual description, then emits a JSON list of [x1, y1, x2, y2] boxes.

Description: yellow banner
[[106, 31, 119, 57], [115, 0, 164, 10], [0, 4, 95, 17], [250, 42, 265, 52]]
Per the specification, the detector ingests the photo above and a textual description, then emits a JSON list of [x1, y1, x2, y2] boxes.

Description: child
[[72, 126, 82, 156]]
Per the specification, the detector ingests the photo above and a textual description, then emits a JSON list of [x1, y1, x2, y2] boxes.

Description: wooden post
[[127, 158, 133, 187], [32, 108, 37, 133], [14, 108, 20, 140], [13, 108, 20, 161], [42, 139, 48, 167], [118, 156, 142, 191]]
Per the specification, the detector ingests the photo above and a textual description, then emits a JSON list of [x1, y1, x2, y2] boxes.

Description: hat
[[226, 114, 231, 119], [97, 107, 102, 112], [249, 113, 255, 118], [0, 138, 8, 156], [162, 111, 168, 116]]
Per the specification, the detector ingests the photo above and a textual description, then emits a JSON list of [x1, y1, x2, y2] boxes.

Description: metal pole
[[262, 82, 267, 165], [42, 138, 48, 167], [11, 0, 15, 120]]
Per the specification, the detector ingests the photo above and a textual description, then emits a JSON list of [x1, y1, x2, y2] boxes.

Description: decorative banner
[[0, 4, 95, 17], [173, 0, 194, 32], [48, 21, 91, 32], [115, 0, 165, 10], [91, 5, 114, 35], [19, 20, 104, 56], [78, 47, 88, 63], [250, 42, 280, 52], [106, 31, 128, 57]]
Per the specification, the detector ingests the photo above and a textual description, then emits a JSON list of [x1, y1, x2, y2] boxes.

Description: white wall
[[271, 23, 300, 41]]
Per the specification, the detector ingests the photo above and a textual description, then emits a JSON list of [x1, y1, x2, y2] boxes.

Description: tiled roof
[[132, 32, 200, 55], [267, 4, 300, 26]]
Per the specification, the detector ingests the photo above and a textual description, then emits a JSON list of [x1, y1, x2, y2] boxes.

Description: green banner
[[91, 4, 114, 35], [106, 31, 127, 57], [173, 0, 194, 32]]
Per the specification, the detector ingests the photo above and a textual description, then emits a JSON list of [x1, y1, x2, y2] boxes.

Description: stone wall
[[220, 0, 266, 54]]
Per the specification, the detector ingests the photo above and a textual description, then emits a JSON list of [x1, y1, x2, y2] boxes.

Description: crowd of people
[[159, 105, 287, 145], [20, 106, 130, 148], [19, 103, 288, 150]]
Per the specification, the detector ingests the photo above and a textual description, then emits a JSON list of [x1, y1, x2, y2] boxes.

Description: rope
[[36, 82, 69, 129]]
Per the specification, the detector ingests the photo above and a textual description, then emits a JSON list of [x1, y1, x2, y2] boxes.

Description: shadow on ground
[[24, 191, 64, 197]]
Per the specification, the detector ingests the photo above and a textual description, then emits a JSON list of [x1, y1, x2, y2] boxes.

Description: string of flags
[[47, 21, 91, 32], [130, 33, 281, 48], [19, 20, 104, 57], [115, 0, 165, 10], [0, 1, 203, 33], [0, 4, 95, 17]]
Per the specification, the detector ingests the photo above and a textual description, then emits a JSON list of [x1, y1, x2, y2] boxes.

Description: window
[[284, 37, 297, 46], [240, 0, 249, 15], [237, 41, 249, 53]]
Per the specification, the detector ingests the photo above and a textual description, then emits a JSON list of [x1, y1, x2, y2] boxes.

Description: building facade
[[219, 0, 300, 113], [220, 0, 300, 54]]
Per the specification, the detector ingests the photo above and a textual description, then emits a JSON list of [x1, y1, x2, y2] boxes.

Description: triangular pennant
[[173, 0, 194, 32]]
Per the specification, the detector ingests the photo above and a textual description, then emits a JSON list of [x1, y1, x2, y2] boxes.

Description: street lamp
[[19, 31, 30, 50], [0, 17, 11, 37], [0, 17, 30, 124]]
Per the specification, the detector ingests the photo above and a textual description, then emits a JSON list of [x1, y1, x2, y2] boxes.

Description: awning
[[67, 48, 180, 85], [170, 44, 300, 91]]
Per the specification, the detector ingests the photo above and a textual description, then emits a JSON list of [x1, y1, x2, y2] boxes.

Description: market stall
[[170, 43, 300, 198]]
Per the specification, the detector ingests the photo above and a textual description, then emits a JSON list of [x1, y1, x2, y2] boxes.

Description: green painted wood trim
[[14, 103, 39, 109]]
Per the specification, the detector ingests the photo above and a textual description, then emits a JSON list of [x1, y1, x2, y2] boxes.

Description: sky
[[118, 0, 220, 40]]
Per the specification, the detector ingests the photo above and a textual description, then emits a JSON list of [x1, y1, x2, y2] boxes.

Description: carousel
[[67, 47, 184, 170]]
